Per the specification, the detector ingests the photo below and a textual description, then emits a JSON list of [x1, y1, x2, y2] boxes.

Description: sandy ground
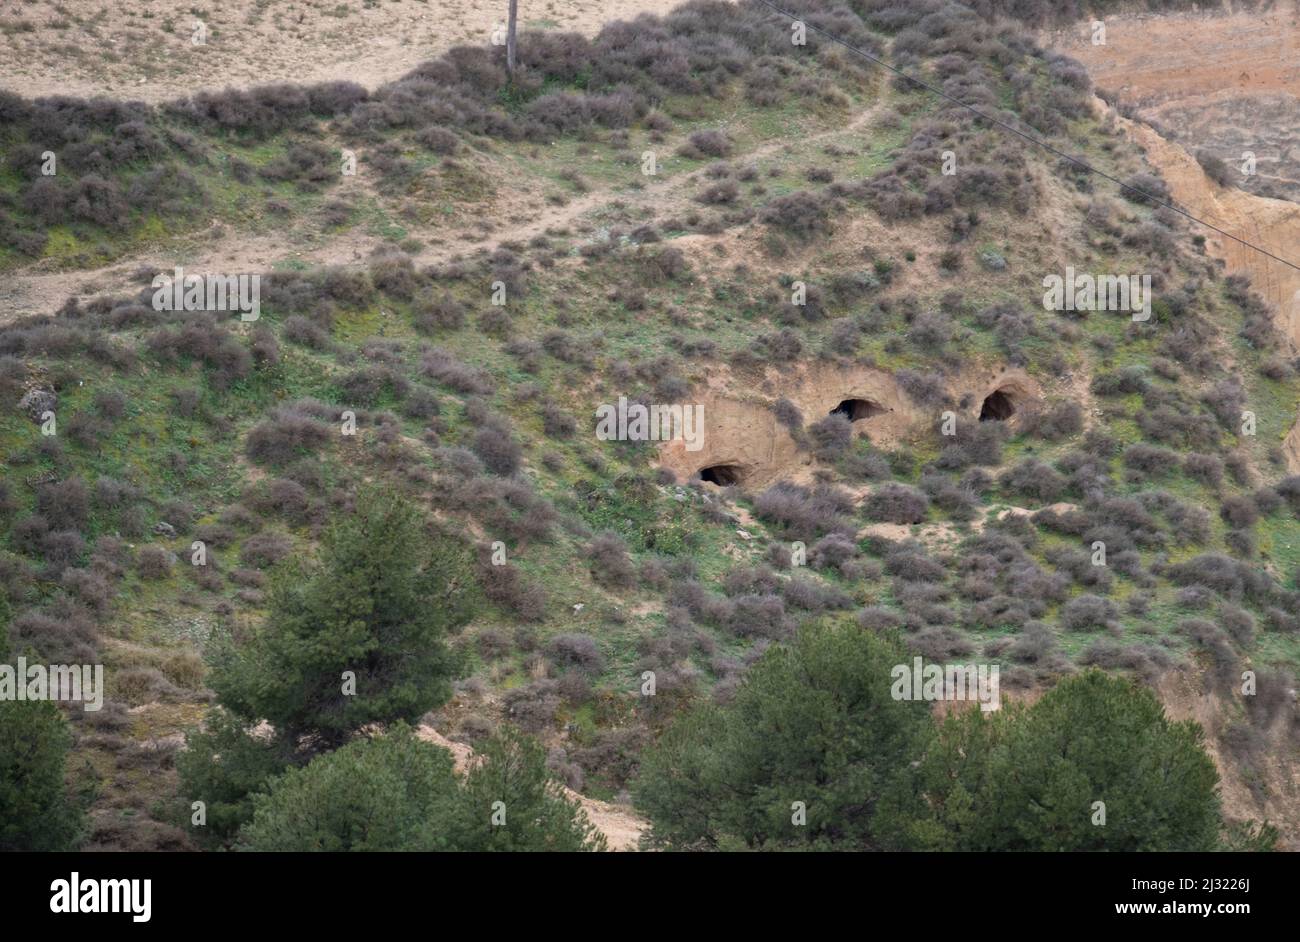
[[0, 0, 690, 104], [1052, 6, 1300, 469], [416, 724, 647, 850], [1051, 5, 1300, 201], [1051, 6, 1300, 107]]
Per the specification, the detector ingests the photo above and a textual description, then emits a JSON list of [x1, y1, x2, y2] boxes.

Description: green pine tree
[[209, 487, 478, 746], [450, 725, 607, 852], [239, 723, 605, 851], [238, 723, 461, 851], [0, 598, 85, 851], [912, 670, 1224, 851], [635, 622, 932, 850], [175, 706, 295, 845]]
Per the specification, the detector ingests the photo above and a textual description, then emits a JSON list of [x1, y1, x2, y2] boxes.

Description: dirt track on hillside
[[1, 98, 887, 323], [416, 724, 646, 851]]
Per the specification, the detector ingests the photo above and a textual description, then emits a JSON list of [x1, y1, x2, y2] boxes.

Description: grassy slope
[[0, 1, 1297, 843]]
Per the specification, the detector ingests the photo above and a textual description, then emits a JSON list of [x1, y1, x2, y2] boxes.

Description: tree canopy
[[239, 724, 605, 852], [0, 598, 85, 851], [182, 489, 480, 844], [208, 487, 478, 745], [635, 621, 1236, 852]]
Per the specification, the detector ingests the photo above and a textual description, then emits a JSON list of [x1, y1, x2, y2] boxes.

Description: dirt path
[[3, 99, 888, 321], [416, 724, 647, 851], [0, 225, 378, 321], [417, 96, 889, 262]]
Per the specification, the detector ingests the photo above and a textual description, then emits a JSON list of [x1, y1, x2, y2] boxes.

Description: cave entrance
[[830, 398, 887, 422], [979, 389, 1016, 422], [698, 464, 744, 486]]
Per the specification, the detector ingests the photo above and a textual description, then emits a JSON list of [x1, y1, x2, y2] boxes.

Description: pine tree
[[182, 489, 480, 844], [209, 488, 478, 746], [451, 725, 607, 852], [239, 724, 605, 851], [635, 622, 932, 850], [0, 598, 85, 851], [239, 724, 461, 851], [912, 671, 1224, 851]]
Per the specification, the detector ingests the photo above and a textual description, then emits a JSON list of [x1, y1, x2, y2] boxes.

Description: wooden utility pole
[[507, 0, 518, 77]]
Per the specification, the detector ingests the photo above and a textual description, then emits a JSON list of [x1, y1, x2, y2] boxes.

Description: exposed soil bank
[[655, 361, 1040, 488], [1055, 9, 1300, 471], [1156, 670, 1300, 851], [0, 0, 691, 105], [1108, 106, 1300, 354], [1051, 5, 1300, 201]]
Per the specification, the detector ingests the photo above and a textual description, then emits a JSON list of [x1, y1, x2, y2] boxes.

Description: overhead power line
[[752, 0, 1300, 275]]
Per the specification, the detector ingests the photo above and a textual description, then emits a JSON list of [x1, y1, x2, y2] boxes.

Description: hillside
[[1, 0, 1297, 851]]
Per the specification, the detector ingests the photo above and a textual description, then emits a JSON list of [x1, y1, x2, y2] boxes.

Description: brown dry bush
[[544, 633, 606, 675], [754, 481, 856, 538], [245, 403, 332, 466], [413, 292, 466, 333], [135, 546, 173, 580], [1059, 593, 1119, 632], [239, 532, 293, 569], [587, 532, 636, 588], [862, 483, 930, 524], [759, 190, 832, 239], [479, 558, 547, 623], [36, 477, 89, 533], [420, 347, 495, 395], [678, 129, 734, 159]]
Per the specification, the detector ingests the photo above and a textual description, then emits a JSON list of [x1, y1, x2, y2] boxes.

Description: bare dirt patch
[[1052, 5, 1300, 201], [655, 361, 1041, 488], [416, 724, 646, 851], [0, 0, 692, 104]]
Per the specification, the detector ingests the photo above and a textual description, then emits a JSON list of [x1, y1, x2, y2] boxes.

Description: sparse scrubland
[[0, 0, 1297, 852]]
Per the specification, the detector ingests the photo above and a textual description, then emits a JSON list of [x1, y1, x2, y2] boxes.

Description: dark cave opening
[[829, 398, 887, 422], [979, 389, 1016, 422], [698, 464, 744, 486]]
